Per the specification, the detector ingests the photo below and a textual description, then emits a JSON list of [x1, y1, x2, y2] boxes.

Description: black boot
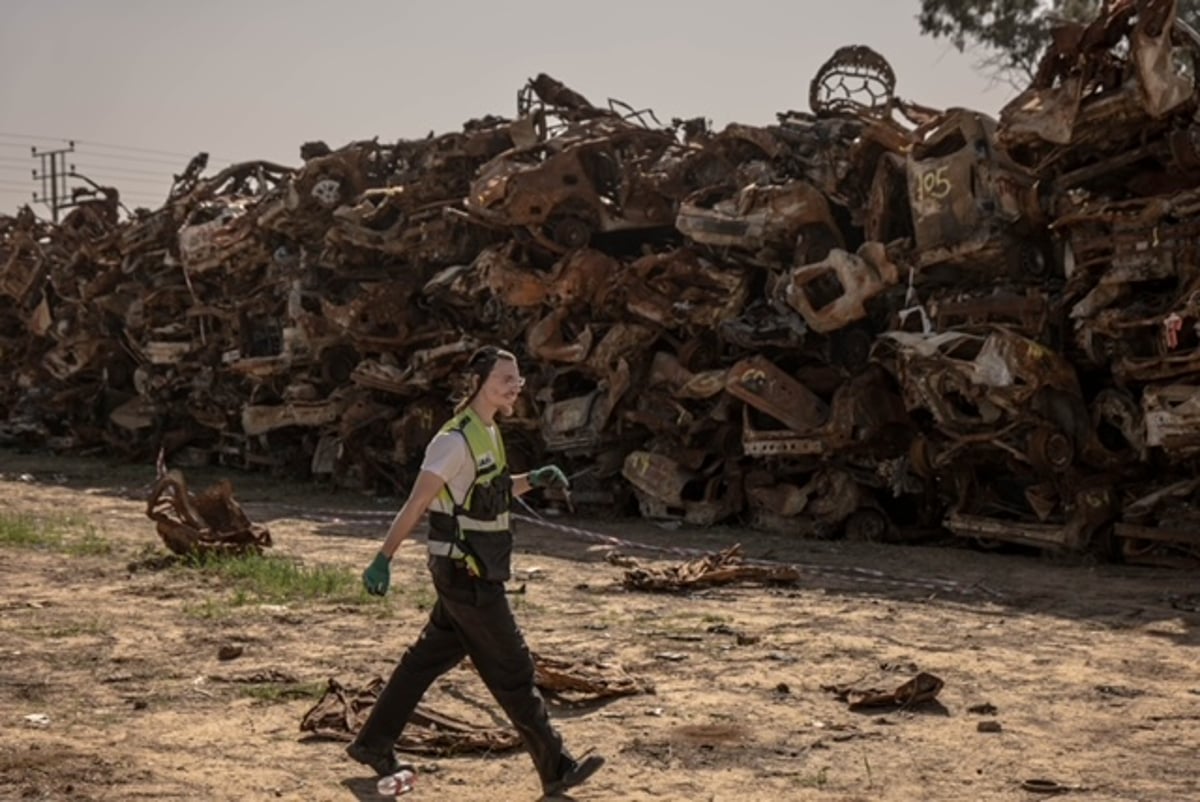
[[542, 751, 605, 797], [346, 740, 412, 778]]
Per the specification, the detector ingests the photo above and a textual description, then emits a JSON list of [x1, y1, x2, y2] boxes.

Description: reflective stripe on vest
[[427, 407, 510, 560], [427, 540, 468, 559], [455, 512, 511, 532]]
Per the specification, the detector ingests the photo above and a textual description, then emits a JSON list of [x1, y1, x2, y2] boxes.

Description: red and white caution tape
[[512, 499, 1000, 599]]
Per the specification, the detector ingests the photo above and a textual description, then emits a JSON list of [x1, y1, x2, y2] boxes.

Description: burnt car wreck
[[4, 1, 1200, 567]]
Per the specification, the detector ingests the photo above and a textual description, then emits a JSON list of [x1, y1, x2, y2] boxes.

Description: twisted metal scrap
[[145, 468, 272, 556], [809, 45, 896, 118], [822, 671, 945, 711], [532, 652, 654, 704], [299, 677, 522, 755], [300, 657, 649, 754], [619, 544, 800, 592]]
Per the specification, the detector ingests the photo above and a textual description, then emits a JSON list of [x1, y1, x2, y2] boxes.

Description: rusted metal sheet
[[532, 652, 654, 703], [779, 241, 901, 334], [823, 671, 944, 711], [1143, 384, 1200, 456], [145, 468, 272, 556], [624, 248, 749, 330], [1116, 477, 1200, 565], [745, 467, 870, 538], [621, 451, 742, 526], [725, 355, 828, 433]]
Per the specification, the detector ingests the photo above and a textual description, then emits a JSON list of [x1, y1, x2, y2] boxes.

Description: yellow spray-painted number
[[915, 166, 953, 203]]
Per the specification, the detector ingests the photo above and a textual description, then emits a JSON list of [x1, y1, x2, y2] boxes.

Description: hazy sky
[[0, 0, 1018, 216]]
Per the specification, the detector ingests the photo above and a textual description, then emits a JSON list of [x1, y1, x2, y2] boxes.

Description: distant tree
[[917, 0, 1200, 84]]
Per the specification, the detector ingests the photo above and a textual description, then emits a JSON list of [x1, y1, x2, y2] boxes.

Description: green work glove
[[363, 552, 391, 596], [529, 465, 570, 490]]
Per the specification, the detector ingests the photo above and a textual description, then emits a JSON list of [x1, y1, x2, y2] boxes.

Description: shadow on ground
[[4, 446, 1199, 645]]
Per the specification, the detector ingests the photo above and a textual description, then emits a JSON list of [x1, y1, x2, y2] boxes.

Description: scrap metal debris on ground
[[299, 677, 522, 755], [145, 467, 272, 556], [532, 652, 655, 703], [302, 654, 650, 751], [5, 1, 1200, 566], [618, 544, 801, 591], [822, 671, 945, 711]]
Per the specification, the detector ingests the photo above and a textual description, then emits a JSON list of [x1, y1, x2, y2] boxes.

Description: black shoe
[[543, 752, 605, 797], [346, 740, 411, 777]]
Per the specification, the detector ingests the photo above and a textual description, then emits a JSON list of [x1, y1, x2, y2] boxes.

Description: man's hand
[[363, 552, 391, 596], [529, 465, 570, 490]]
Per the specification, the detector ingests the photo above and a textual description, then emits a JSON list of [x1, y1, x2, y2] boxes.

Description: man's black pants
[[353, 556, 564, 785]]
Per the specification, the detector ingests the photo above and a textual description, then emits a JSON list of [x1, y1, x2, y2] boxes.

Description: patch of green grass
[[0, 514, 65, 549], [44, 618, 111, 638], [183, 552, 372, 606], [182, 598, 240, 621], [65, 526, 114, 557], [1, 513, 114, 558], [237, 680, 326, 703]]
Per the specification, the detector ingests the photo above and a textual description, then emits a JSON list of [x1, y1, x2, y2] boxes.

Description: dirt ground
[[1, 450, 1199, 802]]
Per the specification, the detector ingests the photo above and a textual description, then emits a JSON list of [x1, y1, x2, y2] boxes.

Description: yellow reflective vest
[[426, 407, 514, 580]]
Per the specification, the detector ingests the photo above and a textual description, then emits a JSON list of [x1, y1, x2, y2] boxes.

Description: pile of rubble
[[4, 0, 1200, 565]]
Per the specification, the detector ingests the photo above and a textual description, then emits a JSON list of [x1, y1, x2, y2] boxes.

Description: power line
[[0, 139, 205, 169], [71, 149, 204, 168], [0, 132, 70, 144], [71, 173, 171, 186], [71, 162, 175, 178], [80, 138, 230, 163], [0, 131, 234, 163]]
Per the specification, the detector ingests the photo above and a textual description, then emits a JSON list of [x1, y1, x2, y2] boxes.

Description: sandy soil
[[1, 449, 1199, 802]]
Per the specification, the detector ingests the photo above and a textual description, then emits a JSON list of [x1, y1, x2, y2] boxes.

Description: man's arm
[[377, 470, 447, 558]]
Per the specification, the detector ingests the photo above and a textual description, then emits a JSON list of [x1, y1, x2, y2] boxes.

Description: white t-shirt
[[421, 424, 502, 513]]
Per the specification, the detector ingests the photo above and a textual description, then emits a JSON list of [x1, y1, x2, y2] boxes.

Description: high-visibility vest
[[426, 407, 513, 579]]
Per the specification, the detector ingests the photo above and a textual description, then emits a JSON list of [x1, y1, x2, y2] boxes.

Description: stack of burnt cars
[[2, 0, 1198, 565]]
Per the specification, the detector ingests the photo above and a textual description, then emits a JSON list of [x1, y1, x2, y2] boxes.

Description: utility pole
[[31, 141, 75, 223]]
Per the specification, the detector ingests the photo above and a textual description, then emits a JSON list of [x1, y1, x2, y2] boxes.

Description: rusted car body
[[904, 111, 1043, 276], [999, 0, 1200, 186], [675, 180, 843, 266], [466, 121, 684, 250]]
